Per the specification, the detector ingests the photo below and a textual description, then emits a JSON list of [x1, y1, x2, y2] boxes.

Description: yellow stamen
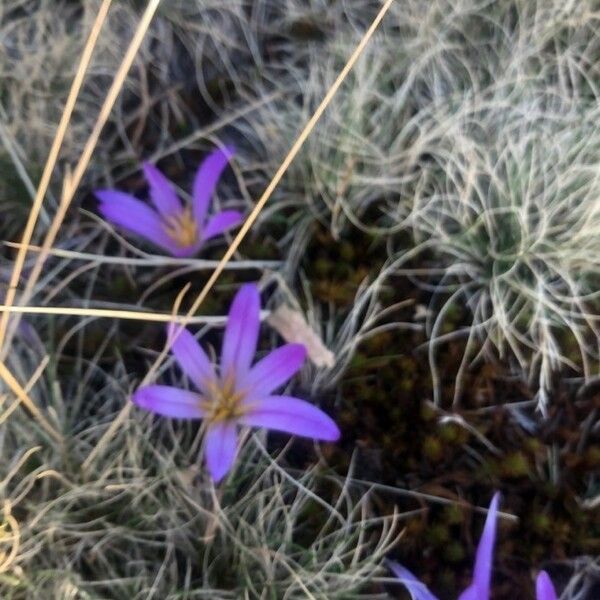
[[202, 373, 248, 424], [162, 207, 198, 248]]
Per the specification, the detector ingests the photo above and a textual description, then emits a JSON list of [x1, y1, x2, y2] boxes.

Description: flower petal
[[204, 421, 238, 482], [239, 344, 306, 400], [458, 493, 500, 600], [132, 384, 204, 419], [95, 189, 178, 255], [193, 147, 234, 226], [388, 561, 440, 600], [536, 571, 558, 600], [167, 324, 216, 393], [203, 210, 243, 241], [221, 284, 260, 380], [143, 162, 183, 217], [456, 588, 477, 600], [239, 395, 340, 441]]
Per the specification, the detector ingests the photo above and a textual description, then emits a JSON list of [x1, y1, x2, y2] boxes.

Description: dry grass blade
[[0, 362, 60, 441], [0, 305, 258, 325], [82, 0, 396, 471], [0, 502, 20, 574], [0, 0, 113, 351], [3, 241, 280, 269]]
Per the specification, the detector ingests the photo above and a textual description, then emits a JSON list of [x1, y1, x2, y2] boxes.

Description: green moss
[[444, 504, 465, 525], [443, 541, 466, 563], [500, 451, 530, 478], [426, 523, 451, 546], [532, 513, 552, 535], [439, 423, 468, 445], [423, 435, 444, 462]]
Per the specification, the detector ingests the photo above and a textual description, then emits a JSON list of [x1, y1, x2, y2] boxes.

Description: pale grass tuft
[[0, 321, 400, 598], [387, 91, 600, 411]]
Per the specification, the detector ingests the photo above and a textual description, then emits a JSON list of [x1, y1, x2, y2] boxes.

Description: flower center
[[162, 207, 198, 248], [203, 373, 247, 424]]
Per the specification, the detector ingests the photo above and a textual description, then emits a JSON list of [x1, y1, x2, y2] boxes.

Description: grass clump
[[389, 93, 600, 411], [0, 313, 398, 599]]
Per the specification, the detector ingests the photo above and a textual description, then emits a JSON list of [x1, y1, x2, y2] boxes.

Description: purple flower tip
[[388, 561, 440, 600], [536, 571, 558, 600]]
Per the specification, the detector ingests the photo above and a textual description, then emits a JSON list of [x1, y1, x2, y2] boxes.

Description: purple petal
[[239, 395, 340, 441], [221, 284, 260, 381], [169, 243, 203, 259], [193, 147, 234, 226], [203, 210, 243, 241], [167, 324, 216, 394], [95, 189, 178, 255], [457, 588, 477, 600], [239, 344, 306, 400], [204, 421, 238, 482], [143, 162, 182, 217], [388, 561, 440, 600], [132, 384, 204, 419], [536, 571, 558, 600], [458, 493, 500, 600]]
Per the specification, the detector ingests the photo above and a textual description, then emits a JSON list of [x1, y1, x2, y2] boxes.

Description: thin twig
[[0, 305, 268, 325], [3, 242, 280, 269]]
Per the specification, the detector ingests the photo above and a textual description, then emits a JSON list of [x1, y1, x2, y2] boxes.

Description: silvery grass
[[229, 0, 528, 245], [232, 38, 411, 245], [0, 319, 399, 599], [386, 93, 600, 411]]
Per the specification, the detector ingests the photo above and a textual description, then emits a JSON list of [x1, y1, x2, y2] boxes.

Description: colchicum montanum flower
[[132, 284, 340, 481], [95, 147, 242, 257], [390, 493, 559, 599]]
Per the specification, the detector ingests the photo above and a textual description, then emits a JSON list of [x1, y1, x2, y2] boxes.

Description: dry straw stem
[[0, 0, 113, 351], [82, 0, 396, 471], [0, 305, 265, 325], [0, 362, 60, 442]]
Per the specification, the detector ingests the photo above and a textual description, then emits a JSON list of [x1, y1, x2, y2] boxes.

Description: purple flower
[[132, 284, 340, 482], [390, 495, 562, 599], [457, 492, 499, 600], [389, 493, 500, 600], [536, 571, 558, 600], [95, 148, 242, 257]]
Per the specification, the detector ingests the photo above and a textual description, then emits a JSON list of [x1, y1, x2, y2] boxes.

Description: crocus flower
[[132, 284, 340, 482], [390, 496, 562, 599], [95, 147, 242, 257], [536, 571, 558, 600], [389, 492, 500, 600]]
